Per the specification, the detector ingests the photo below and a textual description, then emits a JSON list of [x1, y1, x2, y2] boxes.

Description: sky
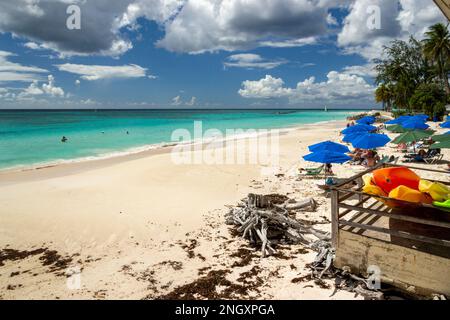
[[0, 0, 446, 109]]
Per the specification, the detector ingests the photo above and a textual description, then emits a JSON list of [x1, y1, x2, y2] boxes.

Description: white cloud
[[258, 37, 317, 48], [80, 98, 99, 105], [56, 63, 150, 81], [0, 50, 48, 83], [342, 63, 377, 78], [326, 13, 339, 26], [239, 71, 375, 106], [239, 75, 291, 99], [42, 75, 64, 97], [157, 0, 332, 53], [23, 42, 48, 51], [186, 96, 197, 106], [0, 0, 136, 57], [224, 54, 287, 69], [21, 81, 44, 96], [171, 95, 196, 106], [171, 95, 182, 106], [19, 75, 64, 98], [337, 0, 446, 60]]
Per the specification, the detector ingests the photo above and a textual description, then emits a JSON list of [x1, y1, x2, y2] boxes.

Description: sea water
[[0, 109, 354, 170]]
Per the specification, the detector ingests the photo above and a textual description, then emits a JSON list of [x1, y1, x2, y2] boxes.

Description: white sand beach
[[0, 119, 449, 300]]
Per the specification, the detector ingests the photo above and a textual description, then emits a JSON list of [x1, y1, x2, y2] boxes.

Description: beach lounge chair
[[424, 153, 444, 164], [378, 155, 390, 164], [299, 165, 324, 177]]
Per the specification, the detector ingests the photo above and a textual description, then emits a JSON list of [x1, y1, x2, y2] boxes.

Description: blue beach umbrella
[[385, 115, 412, 125], [308, 141, 350, 153], [402, 120, 429, 130], [412, 114, 428, 121], [351, 133, 390, 149], [342, 132, 366, 143], [341, 124, 376, 135], [303, 151, 351, 164], [385, 119, 398, 125], [440, 121, 450, 128], [356, 116, 376, 125]]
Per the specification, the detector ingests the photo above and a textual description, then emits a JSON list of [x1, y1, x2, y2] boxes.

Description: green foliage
[[422, 23, 450, 94], [392, 109, 408, 118], [434, 102, 447, 121], [409, 83, 446, 117]]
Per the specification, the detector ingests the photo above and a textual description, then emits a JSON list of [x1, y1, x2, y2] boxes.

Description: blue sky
[[0, 0, 446, 109]]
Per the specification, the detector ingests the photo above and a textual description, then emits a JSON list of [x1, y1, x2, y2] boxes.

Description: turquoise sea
[[0, 109, 354, 170]]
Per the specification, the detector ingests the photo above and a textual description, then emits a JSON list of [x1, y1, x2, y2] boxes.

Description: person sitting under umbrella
[[361, 150, 380, 167], [324, 163, 334, 175], [413, 149, 427, 162], [349, 148, 363, 164]]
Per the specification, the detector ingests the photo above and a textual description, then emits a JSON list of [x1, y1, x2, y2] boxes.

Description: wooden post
[[331, 188, 339, 249], [356, 177, 363, 202]]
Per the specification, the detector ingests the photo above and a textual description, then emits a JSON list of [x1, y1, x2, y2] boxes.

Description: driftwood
[[226, 194, 328, 257], [308, 243, 386, 300]]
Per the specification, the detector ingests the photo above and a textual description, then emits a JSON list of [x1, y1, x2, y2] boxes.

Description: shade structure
[[341, 124, 376, 135], [342, 132, 366, 143], [391, 130, 433, 144], [440, 121, 450, 128], [385, 119, 399, 125], [308, 141, 350, 153], [386, 124, 408, 133], [356, 116, 375, 125], [351, 133, 390, 149], [303, 151, 351, 164], [412, 114, 428, 121], [401, 120, 429, 130], [430, 140, 450, 149], [431, 133, 450, 142]]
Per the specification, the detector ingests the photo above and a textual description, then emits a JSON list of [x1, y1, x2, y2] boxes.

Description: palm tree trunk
[[444, 72, 450, 95], [439, 56, 450, 94]]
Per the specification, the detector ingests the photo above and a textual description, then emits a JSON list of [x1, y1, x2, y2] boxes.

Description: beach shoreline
[[0, 119, 345, 183]]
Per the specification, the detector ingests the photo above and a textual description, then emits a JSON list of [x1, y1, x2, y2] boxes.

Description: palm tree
[[423, 23, 450, 94], [375, 84, 392, 111]]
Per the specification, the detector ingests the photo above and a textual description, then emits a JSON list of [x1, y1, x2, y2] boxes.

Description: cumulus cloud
[[326, 13, 339, 26], [157, 0, 333, 53], [341, 63, 377, 78], [0, 0, 444, 59], [19, 75, 64, 98], [0, 0, 138, 56], [0, 50, 48, 83], [239, 72, 375, 106], [55, 63, 150, 81], [171, 95, 182, 106], [186, 96, 197, 106], [42, 75, 64, 96], [0, 0, 187, 56], [224, 54, 287, 70], [337, 0, 446, 60]]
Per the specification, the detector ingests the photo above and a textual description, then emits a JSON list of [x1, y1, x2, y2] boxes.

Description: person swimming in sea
[[61, 136, 68, 143]]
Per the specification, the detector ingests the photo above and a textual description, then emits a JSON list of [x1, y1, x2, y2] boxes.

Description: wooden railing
[[330, 164, 450, 249]]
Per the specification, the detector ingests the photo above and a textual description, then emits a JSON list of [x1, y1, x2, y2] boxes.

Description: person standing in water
[[61, 136, 68, 143]]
